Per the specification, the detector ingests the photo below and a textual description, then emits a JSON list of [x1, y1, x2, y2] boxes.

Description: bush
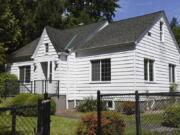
[[23, 94, 56, 117], [122, 101, 135, 115], [76, 97, 107, 112], [8, 93, 33, 106], [8, 94, 56, 117], [77, 111, 126, 135], [0, 72, 18, 96], [162, 105, 180, 127]]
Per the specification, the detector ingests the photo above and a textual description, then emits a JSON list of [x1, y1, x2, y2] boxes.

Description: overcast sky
[[113, 0, 180, 23]]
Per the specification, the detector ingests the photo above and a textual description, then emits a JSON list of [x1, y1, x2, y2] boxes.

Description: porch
[[4, 80, 60, 97]]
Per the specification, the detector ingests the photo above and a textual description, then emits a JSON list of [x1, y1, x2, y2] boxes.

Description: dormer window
[[160, 21, 164, 42], [45, 43, 49, 53]]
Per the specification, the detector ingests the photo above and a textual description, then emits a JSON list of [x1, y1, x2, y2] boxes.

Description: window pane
[[19, 67, 24, 82], [172, 65, 175, 83], [149, 60, 154, 81], [169, 64, 171, 82], [25, 66, 31, 83], [144, 59, 148, 80], [49, 61, 52, 83], [45, 43, 49, 52], [92, 60, 100, 81], [101, 59, 111, 81], [107, 101, 113, 108]]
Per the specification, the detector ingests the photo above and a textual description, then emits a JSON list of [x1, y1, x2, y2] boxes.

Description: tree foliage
[[170, 17, 180, 47], [0, 0, 120, 72]]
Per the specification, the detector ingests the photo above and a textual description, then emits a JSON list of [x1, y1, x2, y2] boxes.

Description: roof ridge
[[111, 10, 164, 24], [45, 20, 107, 32]]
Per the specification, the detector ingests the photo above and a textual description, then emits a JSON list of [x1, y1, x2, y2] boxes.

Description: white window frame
[[169, 64, 176, 83], [144, 59, 155, 82], [107, 100, 115, 110], [19, 66, 31, 83], [90, 58, 111, 83]]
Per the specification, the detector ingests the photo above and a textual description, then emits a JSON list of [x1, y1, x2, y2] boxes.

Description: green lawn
[[0, 112, 174, 135]]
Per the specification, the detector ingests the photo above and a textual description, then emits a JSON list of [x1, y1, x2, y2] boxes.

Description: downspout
[[66, 55, 69, 109], [133, 43, 137, 91], [64, 35, 78, 110]]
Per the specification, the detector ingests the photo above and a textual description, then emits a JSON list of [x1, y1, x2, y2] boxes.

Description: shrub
[[122, 101, 135, 115], [76, 97, 107, 112], [77, 111, 126, 135], [162, 105, 180, 127], [23, 94, 56, 117], [8, 93, 33, 106], [0, 72, 18, 97], [8, 94, 56, 117]]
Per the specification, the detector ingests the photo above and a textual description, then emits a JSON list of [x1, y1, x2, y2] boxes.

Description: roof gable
[[77, 11, 164, 50], [10, 11, 167, 62]]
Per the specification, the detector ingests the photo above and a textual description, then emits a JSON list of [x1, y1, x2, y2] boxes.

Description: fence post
[[44, 93, 48, 100], [97, 90, 101, 135], [12, 106, 16, 135], [31, 81, 33, 93], [135, 91, 141, 135], [46, 97, 51, 135], [4, 80, 7, 99], [37, 98, 42, 134], [34, 80, 36, 94]]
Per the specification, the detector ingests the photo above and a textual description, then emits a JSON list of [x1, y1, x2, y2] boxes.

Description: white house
[[7, 11, 180, 109]]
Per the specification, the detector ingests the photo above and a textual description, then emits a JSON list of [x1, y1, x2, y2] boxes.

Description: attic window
[[148, 32, 151, 37], [45, 43, 49, 53], [160, 21, 164, 42]]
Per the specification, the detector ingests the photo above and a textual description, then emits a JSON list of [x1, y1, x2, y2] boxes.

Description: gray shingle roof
[[10, 11, 164, 62], [9, 38, 40, 62], [78, 11, 164, 50]]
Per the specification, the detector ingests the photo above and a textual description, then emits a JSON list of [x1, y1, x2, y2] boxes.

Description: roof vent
[[78, 22, 84, 26]]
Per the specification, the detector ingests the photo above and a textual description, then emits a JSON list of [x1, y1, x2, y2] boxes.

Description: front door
[[41, 62, 48, 80]]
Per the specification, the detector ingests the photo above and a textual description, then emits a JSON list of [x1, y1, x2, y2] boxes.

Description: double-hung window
[[91, 59, 111, 82], [19, 66, 31, 83], [144, 59, 154, 82], [169, 64, 175, 83]]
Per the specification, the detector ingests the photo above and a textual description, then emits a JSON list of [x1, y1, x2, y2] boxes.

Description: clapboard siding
[[71, 45, 135, 100], [135, 16, 180, 93]]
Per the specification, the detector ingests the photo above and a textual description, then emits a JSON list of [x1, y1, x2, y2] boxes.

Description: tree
[[0, 0, 21, 70], [170, 17, 180, 46], [170, 17, 178, 30], [65, 0, 120, 25], [33, 0, 64, 36], [173, 27, 180, 46]]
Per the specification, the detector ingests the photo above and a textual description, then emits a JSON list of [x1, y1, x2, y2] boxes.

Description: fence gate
[[36, 95, 51, 135], [0, 94, 51, 135], [97, 91, 180, 135]]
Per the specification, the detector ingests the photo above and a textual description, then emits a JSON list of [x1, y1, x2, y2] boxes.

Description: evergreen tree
[[170, 17, 178, 30], [65, 0, 120, 25], [33, 0, 64, 36], [0, 0, 21, 71]]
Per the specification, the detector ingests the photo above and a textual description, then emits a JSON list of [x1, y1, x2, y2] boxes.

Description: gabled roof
[[78, 11, 164, 50], [10, 11, 164, 62]]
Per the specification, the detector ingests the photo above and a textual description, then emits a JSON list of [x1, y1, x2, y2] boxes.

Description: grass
[[0, 111, 176, 135]]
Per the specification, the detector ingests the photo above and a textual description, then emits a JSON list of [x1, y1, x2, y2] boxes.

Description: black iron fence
[[97, 91, 180, 135], [1, 80, 60, 98], [0, 94, 51, 135], [34, 80, 60, 97]]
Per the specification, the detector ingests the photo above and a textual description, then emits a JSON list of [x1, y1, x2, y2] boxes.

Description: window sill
[[144, 81, 156, 84], [89, 81, 111, 84]]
